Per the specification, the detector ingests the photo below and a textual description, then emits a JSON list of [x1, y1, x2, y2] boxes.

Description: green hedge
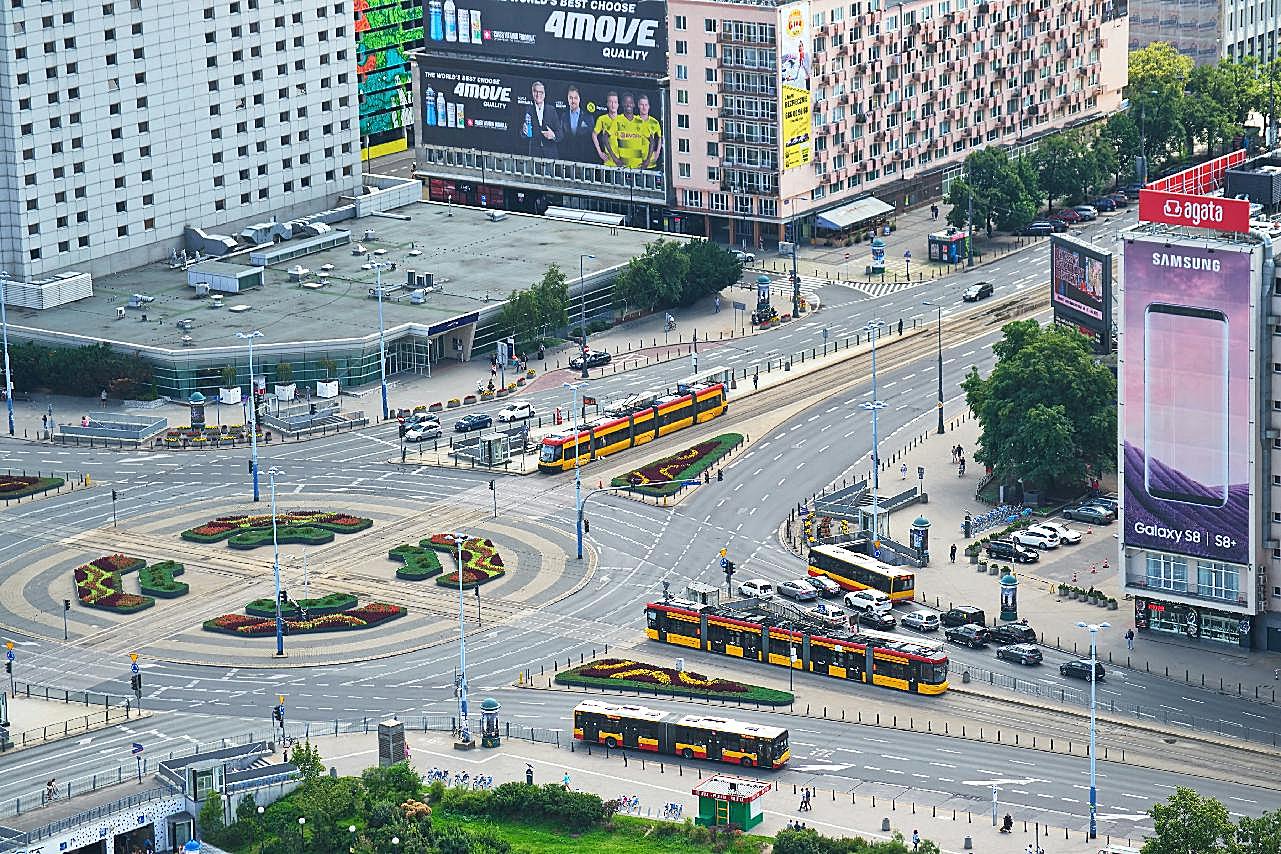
[[611, 433, 743, 497], [0, 476, 65, 500], [246, 592, 358, 618], [138, 560, 188, 598], [440, 782, 607, 833], [389, 543, 444, 581], [555, 664, 793, 706], [227, 526, 336, 550]]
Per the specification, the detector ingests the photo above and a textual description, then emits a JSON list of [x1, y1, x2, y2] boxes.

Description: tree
[[1129, 43, 1194, 169], [220, 364, 238, 388], [1101, 112, 1141, 184], [613, 255, 663, 315], [1143, 787, 1234, 854], [1088, 133, 1119, 195], [291, 740, 325, 784], [1031, 133, 1092, 209], [274, 361, 293, 384], [532, 263, 569, 335], [318, 357, 338, 379], [945, 147, 1037, 234], [648, 240, 690, 307], [681, 240, 741, 305], [197, 790, 226, 839], [360, 760, 423, 807], [961, 320, 1116, 493], [1235, 809, 1281, 854]]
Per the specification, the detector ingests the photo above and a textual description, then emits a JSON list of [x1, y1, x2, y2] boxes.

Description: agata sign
[[1138, 189, 1251, 233]]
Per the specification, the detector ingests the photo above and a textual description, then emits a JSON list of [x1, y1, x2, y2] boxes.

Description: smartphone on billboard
[[1143, 303, 1229, 507]]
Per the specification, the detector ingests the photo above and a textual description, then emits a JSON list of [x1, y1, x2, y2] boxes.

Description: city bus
[[572, 699, 790, 769], [808, 544, 916, 602], [644, 598, 948, 695]]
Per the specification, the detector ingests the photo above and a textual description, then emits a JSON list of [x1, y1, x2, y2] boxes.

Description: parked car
[[962, 282, 994, 302], [1072, 205, 1099, 221], [940, 605, 985, 628], [985, 539, 1040, 563], [945, 623, 991, 648], [1063, 504, 1115, 525], [731, 249, 757, 263], [1019, 221, 1056, 236], [738, 579, 774, 599], [1043, 219, 1069, 232], [1090, 197, 1117, 212], [1107, 192, 1130, 207], [989, 622, 1038, 645], [496, 402, 536, 423], [805, 575, 843, 598], [1086, 496, 1119, 514], [569, 349, 612, 370], [843, 588, 893, 614], [807, 602, 851, 626], [1012, 527, 1059, 550], [403, 424, 442, 443], [1029, 521, 1081, 545], [1122, 182, 1144, 195], [996, 643, 1043, 665], [453, 413, 493, 432], [1060, 659, 1106, 681], [901, 610, 941, 632], [1050, 208, 1082, 223], [857, 610, 898, 631], [777, 579, 819, 602]]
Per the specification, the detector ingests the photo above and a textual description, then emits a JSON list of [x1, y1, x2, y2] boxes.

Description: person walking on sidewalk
[[526, 764, 534, 785], [752, 371, 759, 390], [912, 829, 921, 849], [949, 543, 957, 563], [900, 463, 908, 480], [1126, 628, 1135, 650]]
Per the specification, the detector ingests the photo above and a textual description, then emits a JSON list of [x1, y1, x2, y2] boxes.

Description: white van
[[843, 589, 892, 615]]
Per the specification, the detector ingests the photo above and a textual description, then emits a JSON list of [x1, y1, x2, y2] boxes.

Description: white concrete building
[[1129, 0, 1281, 65]]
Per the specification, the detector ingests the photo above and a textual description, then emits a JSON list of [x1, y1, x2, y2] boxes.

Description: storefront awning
[[815, 197, 894, 231]]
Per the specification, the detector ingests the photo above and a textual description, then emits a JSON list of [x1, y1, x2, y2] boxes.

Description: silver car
[[777, 579, 819, 601], [901, 610, 941, 632]]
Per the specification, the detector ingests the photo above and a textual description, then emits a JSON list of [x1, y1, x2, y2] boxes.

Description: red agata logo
[[1139, 189, 1251, 233]]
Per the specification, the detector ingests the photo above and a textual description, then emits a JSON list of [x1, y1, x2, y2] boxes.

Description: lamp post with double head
[[564, 381, 584, 559], [578, 254, 596, 379], [235, 330, 264, 502], [372, 260, 392, 421], [268, 467, 287, 657], [860, 320, 886, 541], [1077, 620, 1109, 839], [922, 300, 945, 434]]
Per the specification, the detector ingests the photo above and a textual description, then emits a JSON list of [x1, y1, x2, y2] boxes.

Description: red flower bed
[[73, 555, 153, 613], [0, 476, 39, 493], [611, 434, 743, 497], [431, 535, 506, 589], [202, 601, 406, 636], [182, 511, 373, 544]]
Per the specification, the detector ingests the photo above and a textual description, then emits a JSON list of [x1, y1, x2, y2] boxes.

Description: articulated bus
[[645, 599, 948, 695], [572, 699, 790, 769], [808, 544, 916, 602], [537, 378, 728, 473]]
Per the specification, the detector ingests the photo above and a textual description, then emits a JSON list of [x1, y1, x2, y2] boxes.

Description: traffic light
[[723, 560, 736, 585], [248, 460, 254, 474], [63, 599, 70, 612], [4, 661, 10, 675], [111, 489, 117, 502], [583, 517, 590, 533], [272, 706, 281, 723], [717, 469, 723, 482], [278, 589, 288, 605], [130, 673, 142, 693]]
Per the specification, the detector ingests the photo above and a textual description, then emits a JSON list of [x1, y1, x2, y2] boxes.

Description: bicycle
[[616, 794, 641, 815], [662, 802, 684, 821], [471, 774, 494, 790]]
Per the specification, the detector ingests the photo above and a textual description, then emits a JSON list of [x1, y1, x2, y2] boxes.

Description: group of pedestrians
[[951, 443, 967, 477], [797, 786, 814, 811]]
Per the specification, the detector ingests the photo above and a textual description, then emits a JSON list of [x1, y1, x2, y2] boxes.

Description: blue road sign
[[131, 662, 140, 674], [732, 301, 747, 312], [719, 557, 728, 569], [5, 650, 12, 661], [131, 742, 144, 755]]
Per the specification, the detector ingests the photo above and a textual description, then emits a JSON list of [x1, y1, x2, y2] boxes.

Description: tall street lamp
[[578, 254, 596, 379], [921, 300, 945, 435], [235, 330, 264, 502], [0, 272, 13, 436], [860, 321, 886, 542], [564, 381, 585, 559], [1077, 620, 1109, 839], [445, 532, 471, 742], [372, 260, 392, 421], [268, 467, 287, 657]]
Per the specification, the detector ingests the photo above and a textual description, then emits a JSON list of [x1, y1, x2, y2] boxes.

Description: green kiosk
[[691, 775, 771, 830]]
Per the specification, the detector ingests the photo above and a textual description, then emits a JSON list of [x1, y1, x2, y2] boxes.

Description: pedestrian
[[100, 388, 108, 407], [752, 371, 759, 390], [41, 414, 47, 431], [912, 829, 921, 850], [411, 160, 417, 173], [949, 543, 957, 563], [897, 318, 904, 335], [714, 295, 721, 314], [956, 444, 964, 459], [525, 764, 534, 785], [1126, 628, 1135, 650], [563, 770, 571, 790]]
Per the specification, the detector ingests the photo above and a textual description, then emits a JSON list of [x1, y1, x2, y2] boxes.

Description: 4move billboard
[[417, 58, 664, 170], [1050, 235, 1112, 353], [1121, 237, 1257, 565], [777, 1, 812, 171], [423, 0, 667, 76]]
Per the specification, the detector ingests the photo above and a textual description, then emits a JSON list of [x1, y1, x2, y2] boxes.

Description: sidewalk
[[2, 694, 146, 754], [276, 729, 1112, 854]]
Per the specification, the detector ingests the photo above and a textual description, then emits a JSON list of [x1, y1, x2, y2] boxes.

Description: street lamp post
[[373, 260, 392, 421], [860, 321, 886, 542], [565, 382, 585, 559], [578, 254, 596, 379], [0, 272, 14, 436], [1077, 620, 1110, 839], [235, 330, 264, 502], [447, 532, 471, 742], [922, 301, 945, 434], [267, 467, 287, 657]]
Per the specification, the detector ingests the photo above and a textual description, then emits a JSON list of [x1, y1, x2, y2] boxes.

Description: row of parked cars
[[1017, 186, 1139, 237], [981, 498, 1117, 564], [396, 401, 540, 441]]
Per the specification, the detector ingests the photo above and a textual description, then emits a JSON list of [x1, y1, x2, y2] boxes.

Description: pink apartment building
[[665, 0, 1129, 247]]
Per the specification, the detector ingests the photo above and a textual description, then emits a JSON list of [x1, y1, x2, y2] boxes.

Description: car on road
[[962, 282, 994, 302], [843, 588, 893, 614], [1030, 521, 1081, 545], [1050, 208, 1082, 223], [989, 622, 1038, 645], [569, 349, 612, 370], [901, 610, 941, 632], [731, 249, 756, 263], [1012, 527, 1059, 550], [1090, 197, 1117, 212], [453, 413, 493, 433], [1018, 221, 1056, 236], [737, 579, 774, 599], [806, 602, 851, 627], [1043, 219, 1069, 232], [398, 412, 439, 437], [984, 539, 1040, 563], [945, 623, 991, 648], [1072, 205, 1099, 221], [496, 402, 536, 423], [996, 643, 1043, 665], [940, 605, 985, 628], [805, 575, 843, 598], [1063, 504, 1115, 525], [777, 579, 819, 602], [857, 610, 897, 631], [403, 424, 442, 443], [1060, 659, 1105, 681]]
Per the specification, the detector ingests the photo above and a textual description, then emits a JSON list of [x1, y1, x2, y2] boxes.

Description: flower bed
[[138, 560, 188, 598], [203, 600, 406, 636], [610, 434, 743, 497], [245, 592, 358, 618], [426, 535, 506, 589], [556, 658, 793, 705], [0, 475, 65, 500], [73, 553, 154, 614], [389, 542, 444, 581], [181, 511, 373, 548]]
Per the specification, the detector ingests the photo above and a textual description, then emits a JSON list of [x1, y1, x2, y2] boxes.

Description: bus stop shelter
[[691, 774, 771, 829]]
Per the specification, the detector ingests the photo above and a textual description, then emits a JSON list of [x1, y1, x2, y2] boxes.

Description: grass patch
[[245, 592, 357, 618], [181, 511, 372, 547], [556, 658, 793, 706], [433, 813, 765, 854], [0, 475, 64, 500], [389, 542, 444, 581], [138, 560, 188, 598], [612, 434, 742, 497]]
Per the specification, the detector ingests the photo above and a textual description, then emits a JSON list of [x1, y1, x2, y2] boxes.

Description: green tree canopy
[[1143, 787, 1235, 854], [945, 147, 1037, 234], [1031, 133, 1094, 209]]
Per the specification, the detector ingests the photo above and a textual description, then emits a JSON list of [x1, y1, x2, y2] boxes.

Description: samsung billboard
[[422, 0, 668, 76], [1121, 237, 1257, 566], [1050, 234, 1112, 354]]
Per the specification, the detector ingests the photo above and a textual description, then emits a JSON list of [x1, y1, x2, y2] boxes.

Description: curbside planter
[[428, 402, 444, 412], [988, 565, 999, 575], [463, 394, 478, 405], [495, 389, 508, 398], [516, 377, 526, 387], [448, 398, 462, 408], [526, 369, 536, 378]]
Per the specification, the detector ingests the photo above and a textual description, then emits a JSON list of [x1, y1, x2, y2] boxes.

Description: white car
[[1012, 527, 1059, 550], [737, 579, 774, 599], [843, 588, 892, 614], [404, 424, 441, 443], [1030, 521, 1081, 545], [731, 249, 756, 263], [496, 402, 535, 422]]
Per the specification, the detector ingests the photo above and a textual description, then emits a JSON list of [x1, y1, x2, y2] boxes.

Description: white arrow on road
[[961, 778, 1050, 787], [792, 764, 854, 772], [1096, 813, 1151, 822]]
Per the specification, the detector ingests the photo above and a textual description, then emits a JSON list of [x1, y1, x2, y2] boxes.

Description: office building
[[1129, 0, 1277, 65]]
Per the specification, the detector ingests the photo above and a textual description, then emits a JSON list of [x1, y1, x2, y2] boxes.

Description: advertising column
[[777, 2, 812, 171]]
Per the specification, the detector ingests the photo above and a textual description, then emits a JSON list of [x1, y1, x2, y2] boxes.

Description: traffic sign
[[131, 662, 140, 674], [131, 742, 144, 755], [129, 652, 138, 663], [719, 557, 728, 569]]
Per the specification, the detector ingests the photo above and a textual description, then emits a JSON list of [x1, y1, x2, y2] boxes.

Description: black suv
[[941, 605, 986, 628], [857, 610, 897, 631], [569, 349, 612, 370], [989, 622, 1037, 645], [985, 539, 1039, 564], [944, 623, 991, 648], [1060, 659, 1105, 681]]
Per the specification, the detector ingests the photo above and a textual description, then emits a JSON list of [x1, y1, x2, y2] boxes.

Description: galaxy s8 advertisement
[[1121, 239, 1255, 565]]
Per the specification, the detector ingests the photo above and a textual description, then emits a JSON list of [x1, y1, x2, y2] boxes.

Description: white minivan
[[843, 588, 892, 615]]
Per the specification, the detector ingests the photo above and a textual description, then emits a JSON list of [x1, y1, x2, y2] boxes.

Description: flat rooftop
[[10, 201, 660, 351]]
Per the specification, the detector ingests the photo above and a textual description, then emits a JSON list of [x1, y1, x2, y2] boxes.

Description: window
[[1196, 561, 1239, 602], [1145, 553, 1187, 593], [676, 90, 688, 104], [706, 141, 719, 156], [677, 138, 690, 153], [675, 40, 687, 54], [675, 15, 686, 29], [675, 65, 688, 80], [705, 18, 716, 32], [678, 162, 691, 177]]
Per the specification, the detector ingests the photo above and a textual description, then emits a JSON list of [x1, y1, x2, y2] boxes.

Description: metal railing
[[0, 787, 179, 851], [11, 680, 127, 711], [2, 704, 135, 753]]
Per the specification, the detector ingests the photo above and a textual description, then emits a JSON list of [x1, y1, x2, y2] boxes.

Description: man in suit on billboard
[[561, 85, 595, 163], [518, 80, 562, 158]]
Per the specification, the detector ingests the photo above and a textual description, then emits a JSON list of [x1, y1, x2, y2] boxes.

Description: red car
[[1049, 208, 1082, 223]]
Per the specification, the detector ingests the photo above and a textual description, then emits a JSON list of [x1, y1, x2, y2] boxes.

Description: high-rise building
[[0, 0, 362, 282], [1129, 0, 1276, 66]]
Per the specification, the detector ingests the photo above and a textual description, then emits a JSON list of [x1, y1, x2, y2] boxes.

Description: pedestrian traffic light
[[716, 469, 723, 482], [583, 517, 590, 533], [272, 706, 281, 723], [489, 480, 495, 491], [248, 460, 254, 474], [278, 589, 288, 605], [4, 661, 10, 675]]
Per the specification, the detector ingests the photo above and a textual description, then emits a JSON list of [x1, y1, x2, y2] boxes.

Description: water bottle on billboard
[[456, 7, 470, 42], [523, 111, 533, 138], [471, 10, 482, 43], [447, 101, 457, 128], [455, 101, 465, 128], [428, 0, 444, 40], [443, 0, 458, 41], [425, 85, 437, 125], [437, 91, 447, 126]]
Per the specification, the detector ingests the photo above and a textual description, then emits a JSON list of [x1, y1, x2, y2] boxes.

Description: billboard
[[422, 0, 667, 76], [777, 2, 812, 170], [1050, 235, 1112, 353], [1121, 237, 1256, 565], [417, 59, 664, 170], [1138, 189, 1251, 233]]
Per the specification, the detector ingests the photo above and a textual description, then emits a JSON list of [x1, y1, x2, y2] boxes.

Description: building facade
[[1129, 0, 1279, 66], [0, 0, 362, 282], [356, 0, 423, 157], [666, 0, 1129, 247]]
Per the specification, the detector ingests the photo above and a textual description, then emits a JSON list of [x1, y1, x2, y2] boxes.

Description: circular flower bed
[[426, 535, 506, 589], [610, 434, 744, 497], [0, 474, 64, 499], [556, 657, 792, 705], [181, 511, 373, 548]]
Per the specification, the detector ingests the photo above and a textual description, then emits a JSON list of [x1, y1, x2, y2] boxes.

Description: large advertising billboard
[[422, 0, 667, 76], [417, 59, 664, 170], [777, 2, 812, 170], [1121, 238, 1256, 565], [1050, 235, 1112, 354]]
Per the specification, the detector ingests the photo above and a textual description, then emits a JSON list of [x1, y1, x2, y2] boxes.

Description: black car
[[962, 282, 994, 302], [984, 539, 1040, 564], [1060, 659, 1105, 681], [569, 349, 612, 370], [453, 413, 493, 432], [989, 622, 1038, 645], [945, 623, 991, 648], [1091, 197, 1117, 212], [857, 610, 897, 631], [1018, 221, 1055, 237], [1086, 496, 1119, 514], [996, 643, 1043, 665], [941, 605, 986, 628]]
